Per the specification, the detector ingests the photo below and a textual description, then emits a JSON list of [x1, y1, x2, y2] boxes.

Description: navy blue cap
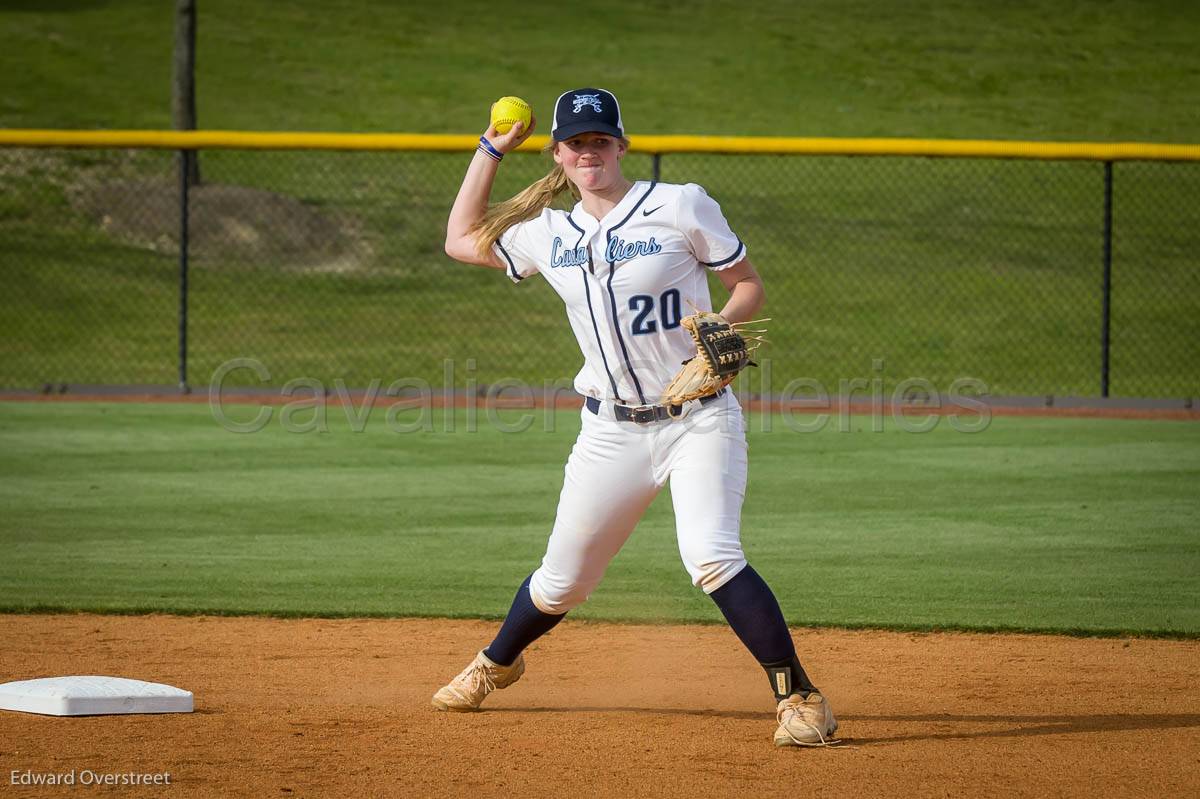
[[551, 88, 624, 141]]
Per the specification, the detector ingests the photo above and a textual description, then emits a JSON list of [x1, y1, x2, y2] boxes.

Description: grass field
[[1, 401, 1197, 637], [3, 1, 1199, 398], [2, 147, 1197, 397], [2, 9, 1197, 793], [4, 0, 1199, 140]]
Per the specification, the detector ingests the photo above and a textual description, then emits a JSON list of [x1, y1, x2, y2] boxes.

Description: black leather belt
[[584, 389, 726, 424]]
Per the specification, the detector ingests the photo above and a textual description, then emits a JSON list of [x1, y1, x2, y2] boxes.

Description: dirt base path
[[1, 615, 1197, 798]]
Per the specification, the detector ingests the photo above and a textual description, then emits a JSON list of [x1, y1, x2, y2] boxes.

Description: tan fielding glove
[[661, 312, 767, 408]]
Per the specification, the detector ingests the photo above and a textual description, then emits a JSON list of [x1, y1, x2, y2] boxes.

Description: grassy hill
[[1, 0, 1198, 397], [3, 0, 1199, 140]]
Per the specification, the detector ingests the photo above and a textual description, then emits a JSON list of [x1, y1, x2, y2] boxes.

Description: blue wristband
[[478, 136, 504, 161]]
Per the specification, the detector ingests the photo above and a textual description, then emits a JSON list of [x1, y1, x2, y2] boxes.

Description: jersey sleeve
[[492, 217, 543, 284], [675, 183, 747, 270]]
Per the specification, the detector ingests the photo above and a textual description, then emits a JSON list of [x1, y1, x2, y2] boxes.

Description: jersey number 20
[[628, 289, 682, 335]]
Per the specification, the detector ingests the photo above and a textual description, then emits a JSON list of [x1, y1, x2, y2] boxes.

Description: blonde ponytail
[[471, 136, 632, 256], [472, 146, 578, 257]]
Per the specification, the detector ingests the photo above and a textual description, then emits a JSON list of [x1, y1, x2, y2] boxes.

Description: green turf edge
[[3, 605, 1194, 641]]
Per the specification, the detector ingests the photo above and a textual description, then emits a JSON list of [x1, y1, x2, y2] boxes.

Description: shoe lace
[[455, 660, 497, 697], [778, 701, 842, 748]]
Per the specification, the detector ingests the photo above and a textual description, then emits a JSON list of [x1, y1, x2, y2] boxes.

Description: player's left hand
[[661, 312, 767, 407]]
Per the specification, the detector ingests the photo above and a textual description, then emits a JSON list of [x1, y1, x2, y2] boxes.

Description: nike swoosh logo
[[642, 204, 665, 217]]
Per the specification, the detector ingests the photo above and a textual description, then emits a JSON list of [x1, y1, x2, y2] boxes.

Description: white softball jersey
[[494, 180, 747, 406], [493, 181, 754, 612]]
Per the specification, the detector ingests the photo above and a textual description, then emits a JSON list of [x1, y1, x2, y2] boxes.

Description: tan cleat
[[431, 650, 525, 712], [774, 692, 839, 747]]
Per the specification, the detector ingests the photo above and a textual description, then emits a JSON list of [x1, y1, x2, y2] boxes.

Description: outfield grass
[[1, 401, 1197, 637]]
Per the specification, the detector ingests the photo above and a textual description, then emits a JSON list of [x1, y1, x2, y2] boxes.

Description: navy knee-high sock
[[484, 574, 566, 667], [709, 564, 818, 700]]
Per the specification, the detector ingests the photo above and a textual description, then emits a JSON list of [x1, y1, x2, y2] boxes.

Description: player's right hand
[[485, 114, 537, 155]]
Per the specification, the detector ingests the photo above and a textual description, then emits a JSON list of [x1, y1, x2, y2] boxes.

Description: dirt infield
[[2, 616, 1198, 798]]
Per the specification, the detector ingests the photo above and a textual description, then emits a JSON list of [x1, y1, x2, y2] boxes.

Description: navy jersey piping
[[495, 240, 523, 282], [602, 181, 658, 406], [567, 212, 623, 403], [702, 239, 745, 269], [609, 180, 659, 234]]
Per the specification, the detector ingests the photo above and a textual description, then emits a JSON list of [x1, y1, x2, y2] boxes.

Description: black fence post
[[1100, 160, 1113, 398], [178, 149, 191, 394], [652, 152, 661, 182]]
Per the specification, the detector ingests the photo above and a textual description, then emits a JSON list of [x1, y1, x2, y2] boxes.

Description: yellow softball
[[490, 96, 532, 134]]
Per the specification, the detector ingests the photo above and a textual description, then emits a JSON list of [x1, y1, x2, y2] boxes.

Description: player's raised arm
[[444, 114, 537, 268]]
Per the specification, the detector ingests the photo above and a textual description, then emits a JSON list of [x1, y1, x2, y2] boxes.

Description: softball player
[[436, 88, 837, 747]]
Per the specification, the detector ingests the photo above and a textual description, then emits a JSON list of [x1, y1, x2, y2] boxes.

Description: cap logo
[[572, 93, 603, 114]]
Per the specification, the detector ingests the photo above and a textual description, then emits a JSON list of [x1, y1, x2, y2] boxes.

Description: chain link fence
[[1, 141, 1197, 399]]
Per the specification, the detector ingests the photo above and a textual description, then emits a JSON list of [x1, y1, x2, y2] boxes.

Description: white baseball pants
[[528, 392, 750, 615]]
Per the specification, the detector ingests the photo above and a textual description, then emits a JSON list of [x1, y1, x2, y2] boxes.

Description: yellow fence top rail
[[2, 129, 1199, 161]]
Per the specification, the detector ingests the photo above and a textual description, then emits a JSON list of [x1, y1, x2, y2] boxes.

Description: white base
[[0, 676, 193, 716]]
